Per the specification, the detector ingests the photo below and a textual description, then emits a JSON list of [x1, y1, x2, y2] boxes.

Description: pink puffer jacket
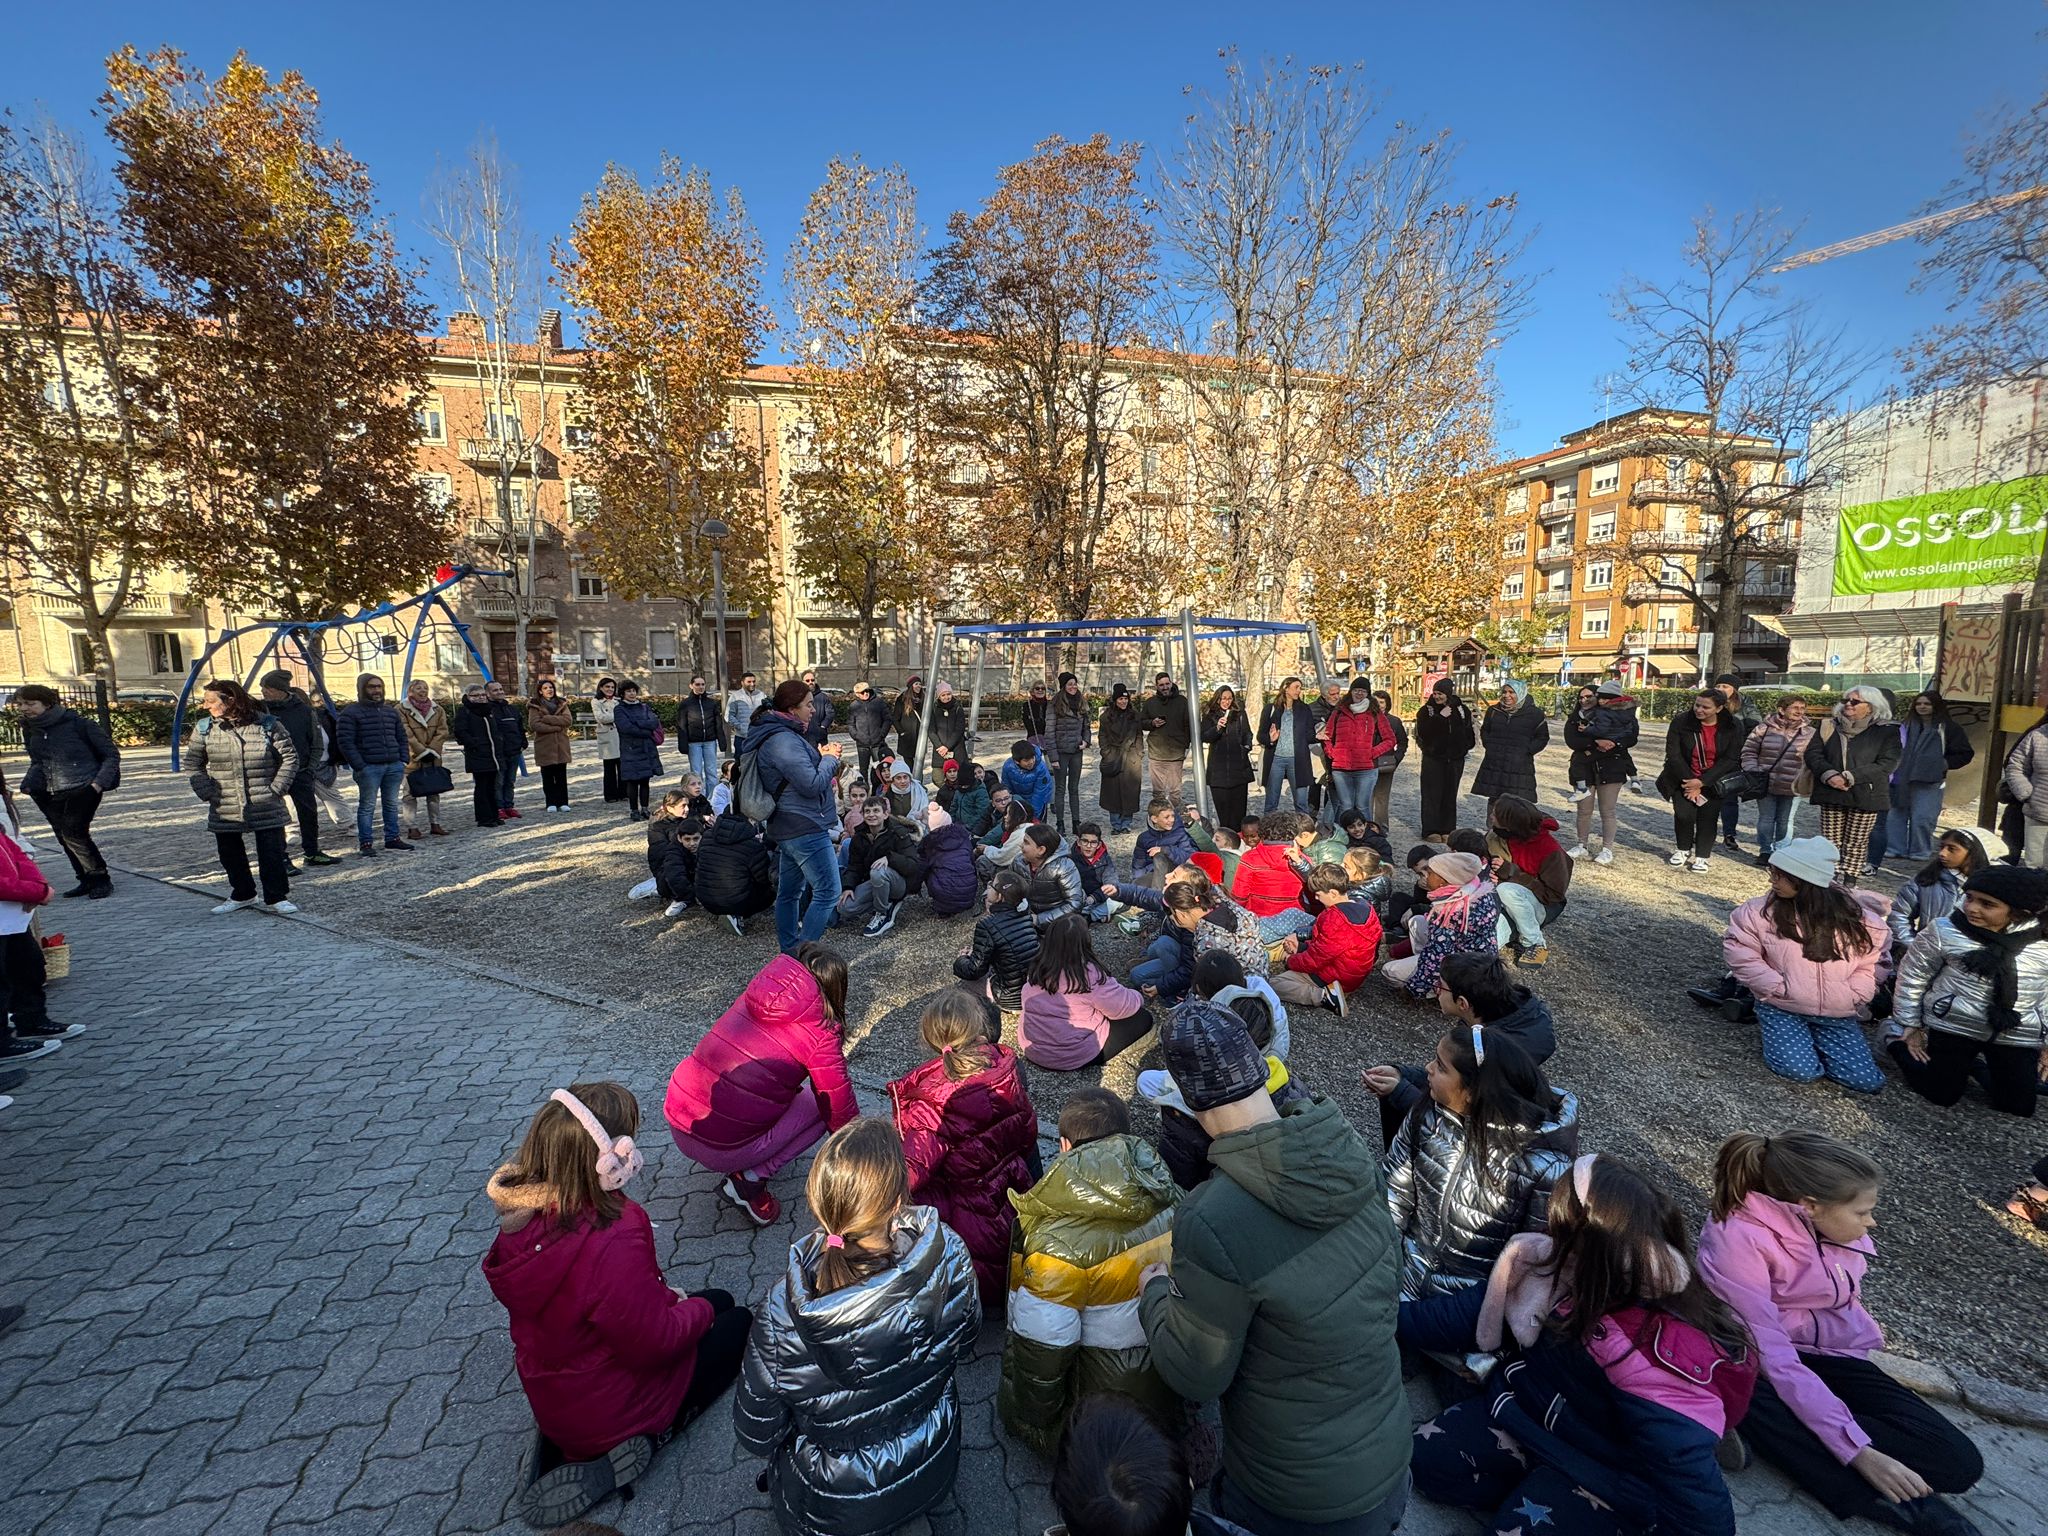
[[1722, 892, 1887, 1019], [0, 831, 50, 907], [664, 955, 858, 1152]]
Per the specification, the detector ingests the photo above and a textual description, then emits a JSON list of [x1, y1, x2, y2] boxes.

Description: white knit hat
[[1768, 836, 1840, 889]]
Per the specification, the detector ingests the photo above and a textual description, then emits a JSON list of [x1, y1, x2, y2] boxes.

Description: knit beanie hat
[[1111, 683, 1130, 701], [925, 804, 952, 832], [1158, 1000, 1269, 1112], [259, 669, 294, 692], [1768, 836, 1840, 890], [1596, 679, 1626, 698], [1427, 851, 1484, 888], [1964, 864, 2048, 915]]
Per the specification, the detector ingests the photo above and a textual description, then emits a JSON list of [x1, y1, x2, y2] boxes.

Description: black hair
[[1011, 740, 1036, 763], [676, 817, 707, 837], [1051, 1393, 1192, 1536], [1447, 828, 1490, 859], [1413, 1027, 1561, 1193], [1026, 913, 1101, 995], [1076, 821, 1104, 840], [13, 684, 59, 708], [1914, 829, 1990, 889], [1437, 953, 1521, 1021], [1190, 950, 1245, 997], [1406, 842, 1441, 872], [1337, 808, 1369, 830]]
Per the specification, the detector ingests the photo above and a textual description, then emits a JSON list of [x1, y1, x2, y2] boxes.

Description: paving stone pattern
[[1, 864, 2043, 1536]]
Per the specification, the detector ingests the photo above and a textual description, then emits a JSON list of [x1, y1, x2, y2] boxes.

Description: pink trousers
[[668, 1091, 828, 1179]]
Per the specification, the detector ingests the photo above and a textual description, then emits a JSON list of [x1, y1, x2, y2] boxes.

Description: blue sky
[[3, 1, 2041, 456]]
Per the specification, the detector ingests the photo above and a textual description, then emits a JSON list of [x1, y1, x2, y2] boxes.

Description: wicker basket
[[41, 940, 70, 981]]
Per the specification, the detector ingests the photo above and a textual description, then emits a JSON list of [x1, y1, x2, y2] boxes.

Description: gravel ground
[[12, 724, 2045, 1391]]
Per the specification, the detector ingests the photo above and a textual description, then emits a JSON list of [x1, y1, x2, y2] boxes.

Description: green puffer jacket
[[1139, 1096, 1407, 1524], [999, 1134, 1181, 1455]]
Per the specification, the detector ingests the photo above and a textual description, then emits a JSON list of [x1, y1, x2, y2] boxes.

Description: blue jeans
[[1264, 754, 1309, 813], [352, 761, 405, 845], [1719, 792, 1743, 842], [688, 739, 720, 786], [1880, 779, 1945, 864], [1495, 881, 1549, 949], [1755, 793, 1800, 858], [1330, 768, 1379, 819], [774, 829, 841, 953], [1757, 1002, 1884, 1093], [1131, 934, 1183, 999], [499, 757, 521, 809]]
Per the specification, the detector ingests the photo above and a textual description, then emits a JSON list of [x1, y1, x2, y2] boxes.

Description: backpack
[[733, 745, 778, 823]]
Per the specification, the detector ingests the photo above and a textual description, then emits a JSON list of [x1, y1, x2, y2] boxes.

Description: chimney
[[449, 312, 484, 343], [540, 308, 563, 351]]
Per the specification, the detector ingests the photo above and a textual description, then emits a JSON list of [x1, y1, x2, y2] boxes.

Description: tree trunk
[[857, 559, 878, 679], [1711, 578, 1742, 679], [82, 611, 120, 699]]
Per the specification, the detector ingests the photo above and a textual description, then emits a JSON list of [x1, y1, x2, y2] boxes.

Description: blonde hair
[[807, 1117, 909, 1296], [497, 1081, 640, 1228], [921, 988, 997, 1080], [1712, 1129, 1881, 1222], [1343, 847, 1383, 884]]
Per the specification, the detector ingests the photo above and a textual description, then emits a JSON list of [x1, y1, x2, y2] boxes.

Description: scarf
[[1507, 816, 1565, 877], [402, 697, 435, 725], [1430, 875, 1491, 934], [1950, 914, 2044, 1039], [1686, 720, 1719, 781], [1835, 707, 1874, 737]]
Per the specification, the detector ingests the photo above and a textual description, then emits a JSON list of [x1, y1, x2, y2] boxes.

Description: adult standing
[[336, 674, 415, 857], [1259, 677, 1317, 815], [398, 680, 451, 840], [591, 677, 623, 803], [611, 681, 663, 822], [1470, 679, 1549, 809], [451, 685, 510, 830], [893, 675, 927, 766], [927, 681, 969, 780], [187, 680, 299, 914], [1742, 695, 1816, 863], [1200, 685, 1256, 832], [1561, 680, 1638, 864], [1049, 672, 1091, 837], [798, 668, 834, 751], [1321, 677, 1399, 820], [726, 671, 766, 743], [484, 680, 528, 821], [528, 679, 575, 813], [677, 672, 730, 787], [1412, 681, 1475, 841], [1711, 675, 1763, 855], [846, 680, 892, 784], [1139, 673, 1192, 803], [1021, 678, 1054, 764], [1096, 684, 1146, 833], [1875, 690, 1973, 868], [1805, 687, 1901, 888], [2006, 716, 2048, 869], [259, 671, 340, 867], [14, 684, 120, 898], [1307, 679, 1344, 819], [1138, 1001, 1409, 1536], [740, 680, 846, 951], [1660, 690, 1744, 874], [1369, 690, 1406, 830]]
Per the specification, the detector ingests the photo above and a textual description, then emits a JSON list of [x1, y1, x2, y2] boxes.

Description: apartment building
[[1487, 409, 1799, 684]]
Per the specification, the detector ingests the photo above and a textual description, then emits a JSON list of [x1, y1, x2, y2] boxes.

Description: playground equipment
[[168, 564, 503, 769]]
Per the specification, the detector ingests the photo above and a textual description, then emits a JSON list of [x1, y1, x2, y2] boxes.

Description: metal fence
[[0, 679, 111, 752]]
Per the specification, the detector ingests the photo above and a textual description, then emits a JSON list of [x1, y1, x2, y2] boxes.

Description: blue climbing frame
[[918, 608, 1331, 820], [168, 565, 506, 770]]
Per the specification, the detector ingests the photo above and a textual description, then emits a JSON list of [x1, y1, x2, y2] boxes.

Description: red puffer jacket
[[1325, 705, 1398, 772], [1230, 841, 1308, 918], [482, 1199, 713, 1461], [1285, 898, 1383, 991], [888, 1044, 1038, 1303], [0, 831, 50, 907], [664, 954, 859, 1152]]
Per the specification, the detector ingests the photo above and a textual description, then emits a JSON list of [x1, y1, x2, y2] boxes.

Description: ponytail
[[1711, 1129, 1881, 1222], [807, 1118, 909, 1297]]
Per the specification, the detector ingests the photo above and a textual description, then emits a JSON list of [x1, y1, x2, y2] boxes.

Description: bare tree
[[426, 136, 561, 694], [1606, 208, 1863, 678], [0, 111, 171, 696]]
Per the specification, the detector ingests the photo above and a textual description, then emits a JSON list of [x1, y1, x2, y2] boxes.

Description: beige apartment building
[[1484, 409, 1799, 684]]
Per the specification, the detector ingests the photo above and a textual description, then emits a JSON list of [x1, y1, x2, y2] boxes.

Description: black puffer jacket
[[927, 698, 969, 761], [1470, 692, 1550, 802], [677, 692, 727, 747], [451, 702, 504, 773], [953, 905, 1041, 1010], [21, 705, 120, 797], [1201, 706, 1256, 788], [1563, 701, 1639, 786], [1805, 714, 1905, 814], [847, 816, 923, 889], [265, 693, 321, 786], [696, 816, 775, 916], [1140, 687, 1193, 760], [849, 695, 892, 749], [1384, 1090, 1579, 1301]]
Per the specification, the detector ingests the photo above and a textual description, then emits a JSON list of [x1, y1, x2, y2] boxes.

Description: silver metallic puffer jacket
[[1892, 915, 2048, 1047], [1384, 1089, 1579, 1301], [735, 1207, 980, 1536]]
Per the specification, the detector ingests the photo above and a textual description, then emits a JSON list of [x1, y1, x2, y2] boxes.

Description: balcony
[[1536, 498, 1578, 521], [1628, 475, 1713, 505], [468, 516, 558, 547], [469, 591, 557, 623], [459, 437, 560, 478], [35, 590, 195, 620], [1628, 527, 1797, 559], [1532, 542, 1576, 567]]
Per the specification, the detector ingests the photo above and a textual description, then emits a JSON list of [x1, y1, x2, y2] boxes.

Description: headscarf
[[1494, 679, 1529, 711]]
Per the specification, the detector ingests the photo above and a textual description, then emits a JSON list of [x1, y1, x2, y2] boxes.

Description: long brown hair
[[1711, 1130, 1880, 1222], [1026, 913, 1104, 995], [496, 1081, 641, 1229], [1767, 876, 1877, 963], [202, 679, 259, 726], [807, 1117, 909, 1296], [922, 988, 998, 1080], [794, 942, 848, 1024]]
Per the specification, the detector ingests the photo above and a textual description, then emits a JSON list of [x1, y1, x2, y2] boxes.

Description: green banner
[[1833, 476, 2047, 595]]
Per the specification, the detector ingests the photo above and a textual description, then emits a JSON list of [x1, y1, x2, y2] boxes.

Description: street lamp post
[[703, 518, 731, 686]]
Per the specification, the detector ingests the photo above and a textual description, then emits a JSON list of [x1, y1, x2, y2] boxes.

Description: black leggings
[[602, 758, 624, 802], [1671, 795, 1724, 859], [665, 1290, 753, 1439], [1890, 1030, 2040, 1117], [1210, 783, 1248, 835], [1088, 1008, 1154, 1067], [540, 762, 569, 808], [623, 778, 651, 814]]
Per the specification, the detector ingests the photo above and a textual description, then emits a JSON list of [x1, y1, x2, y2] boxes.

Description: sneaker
[[16, 1020, 81, 1039], [1714, 1428, 1750, 1472], [1571, 785, 1593, 805], [1518, 945, 1549, 967], [725, 913, 745, 936], [0, 1095, 10, 1112], [519, 1429, 654, 1530], [505, 807, 523, 820], [211, 897, 258, 914], [1115, 911, 1146, 936], [1689, 857, 1712, 873], [1863, 1495, 1985, 1535], [382, 839, 415, 852], [1722, 836, 1741, 853], [1593, 847, 1614, 866], [61, 883, 92, 899], [1667, 850, 1689, 867], [664, 900, 691, 918], [720, 1175, 781, 1226], [0, 1037, 59, 1062], [304, 851, 342, 866], [1326, 982, 1347, 1017], [358, 842, 378, 856], [264, 900, 299, 914], [863, 903, 900, 938], [1565, 843, 1590, 860]]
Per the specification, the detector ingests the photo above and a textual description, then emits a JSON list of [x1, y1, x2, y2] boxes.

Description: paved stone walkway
[[1, 858, 2043, 1535]]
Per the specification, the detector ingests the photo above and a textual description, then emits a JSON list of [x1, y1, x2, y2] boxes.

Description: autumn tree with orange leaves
[[102, 47, 443, 626], [555, 157, 774, 675]]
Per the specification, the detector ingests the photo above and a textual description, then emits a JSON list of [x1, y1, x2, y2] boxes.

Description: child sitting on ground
[[1486, 794, 1571, 968], [1887, 825, 2002, 955], [1131, 796, 1196, 887], [485, 1082, 754, 1528], [651, 816, 705, 919], [1002, 740, 1055, 820], [677, 772, 714, 823], [1000, 1089, 1181, 1455], [735, 1118, 980, 1534], [918, 804, 978, 918], [1275, 862, 1383, 1015], [1137, 957, 1296, 1189], [887, 989, 1038, 1306], [1337, 807, 1394, 860], [838, 797, 923, 938], [695, 812, 775, 936], [1383, 851, 1500, 998], [1382, 843, 1441, 945], [954, 868, 1041, 1020], [1050, 1394, 1238, 1536], [1364, 952, 1558, 1145], [976, 802, 1034, 881], [945, 760, 991, 837], [1343, 846, 1394, 930], [1018, 914, 1153, 1071], [1700, 1130, 1985, 1532], [1071, 822, 1114, 921], [708, 758, 735, 819]]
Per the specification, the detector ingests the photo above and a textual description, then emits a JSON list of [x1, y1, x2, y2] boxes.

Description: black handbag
[[408, 761, 454, 797]]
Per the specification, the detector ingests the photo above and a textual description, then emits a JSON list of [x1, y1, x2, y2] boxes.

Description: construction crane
[[1773, 186, 2048, 271]]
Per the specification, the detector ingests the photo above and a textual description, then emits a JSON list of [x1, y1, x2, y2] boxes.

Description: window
[[1588, 511, 1615, 542], [486, 407, 522, 441], [1546, 529, 1573, 553], [415, 399, 445, 443], [146, 631, 184, 675], [1590, 462, 1619, 496], [572, 562, 608, 600], [704, 428, 733, 451], [1502, 530, 1527, 556], [69, 633, 97, 674], [1666, 454, 1686, 483], [1089, 644, 1110, 666], [567, 482, 599, 524], [42, 376, 72, 413], [435, 636, 471, 673], [1502, 574, 1525, 601], [1664, 506, 1687, 536], [1655, 610, 1679, 636], [1581, 607, 1611, 639], [577, 628, 610, 667], [1546, 569, 1571, 596], [1586, 561, 1612, 590], [1550, 476, 1576, 506], [1141, 445, 1160, 481], [805, 634, 833, 668], [1541, 620, 1566, 645], [649, 628, 679, 671], [1506, 483, 1529, 514], [563, 417, 595, 450], [416, 473, 452, 511]]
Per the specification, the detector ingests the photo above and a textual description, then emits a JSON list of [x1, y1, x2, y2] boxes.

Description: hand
[[1686, 791, 1707, 806], [1681, 778, 1703, 795], [1362, 1065, 1401, 1097], [1281, 935, 1301, 956], [1100, 883, 1120, 899], [1138, 1261, 1169, 1292], [1850, 1446, 1932, 1504], [1267, 725, 1279, 743], [2039, 1047, 2048, 1083], [1595, 739, 1615, 751], [1141, 984, 1158, 999], [1904, 1028, 1930, 1064], [820, 742, 843, 758]]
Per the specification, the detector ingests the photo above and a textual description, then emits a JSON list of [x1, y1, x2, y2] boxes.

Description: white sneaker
[[264, 900, 298, 914], [0, 1094, 12, 1111], [627, 877, 659, 901], [1326, 982, 1347, 1017], [664, 900, 690, 918], [211, 897, 258, 914], [1593, 846, 1614, 866], [1565, 843, 1590, 860], [1571, 785, 1593, 805], [725, 913, 745, 936], [1690, 857, 1712, 873], [1667, 851, 1689, 867]]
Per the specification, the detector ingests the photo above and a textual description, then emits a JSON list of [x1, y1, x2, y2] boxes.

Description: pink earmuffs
[[550, 1089, 643, 1192]]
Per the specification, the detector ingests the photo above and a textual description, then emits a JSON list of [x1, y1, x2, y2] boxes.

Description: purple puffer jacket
[[919, 822, 979, 917]]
